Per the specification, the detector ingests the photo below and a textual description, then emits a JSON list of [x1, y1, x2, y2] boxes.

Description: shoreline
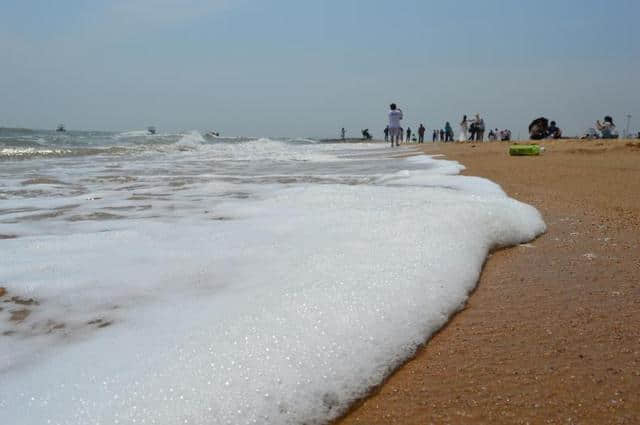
[[336, 139, 640, 424]]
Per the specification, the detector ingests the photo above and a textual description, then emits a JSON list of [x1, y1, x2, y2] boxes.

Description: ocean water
[[0, 128, 545, 424]]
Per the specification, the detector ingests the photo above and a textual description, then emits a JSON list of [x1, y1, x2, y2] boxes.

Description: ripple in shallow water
[[67, 212, 125, 221], [21, 177, 68, 186]]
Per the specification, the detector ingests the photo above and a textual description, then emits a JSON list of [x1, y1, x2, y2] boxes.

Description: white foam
[[176, 130, 206, 147], [114, 129, 152, 138], [0, 145, 545, 425], [0, 147, 71, 157]]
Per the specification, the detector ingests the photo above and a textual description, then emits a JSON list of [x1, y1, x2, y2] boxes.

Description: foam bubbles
[[176, 130, 206, 147], [0, 142, 545, 425]]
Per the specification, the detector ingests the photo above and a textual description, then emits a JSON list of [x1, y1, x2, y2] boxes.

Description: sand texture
[[336, 139, 640, 424]]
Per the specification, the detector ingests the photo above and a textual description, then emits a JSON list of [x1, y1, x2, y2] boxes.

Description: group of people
[[487, 128, 512, 141], [384, 104, 627, 147], [385, 105, 513, 147], [430, 126, 454, 142], [529, 115, 619, 140], [458, 114, 487, 141], [383, 122, 428, 144], [528, 117, 563, 140]]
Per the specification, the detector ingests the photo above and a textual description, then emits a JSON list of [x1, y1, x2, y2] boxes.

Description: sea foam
[[0, 142, 545, 425]]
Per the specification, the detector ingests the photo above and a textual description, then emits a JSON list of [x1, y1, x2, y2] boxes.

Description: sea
[[0, 127, 545, 425]]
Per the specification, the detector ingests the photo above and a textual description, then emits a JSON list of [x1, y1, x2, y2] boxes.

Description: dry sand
[[336, 139, 640, 425]]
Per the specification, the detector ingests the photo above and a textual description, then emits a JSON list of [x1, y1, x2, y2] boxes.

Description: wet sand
[[337, 139, 640, 424]]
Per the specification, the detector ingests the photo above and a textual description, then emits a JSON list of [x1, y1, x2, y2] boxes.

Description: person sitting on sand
[[581, 128, 599, 139], [547, 121, 562, 139], [361, 129, 372, 140], [501, 129, 512, 141], [529, 117, 549, 140], [596, 116, 618, 139]]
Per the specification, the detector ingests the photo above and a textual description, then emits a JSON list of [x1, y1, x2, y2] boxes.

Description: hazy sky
[[1, 0, 638, 138]]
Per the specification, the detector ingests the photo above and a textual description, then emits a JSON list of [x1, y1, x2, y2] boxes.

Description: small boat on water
[[56, 124, 66, 132], [147, 126, 157, 135]]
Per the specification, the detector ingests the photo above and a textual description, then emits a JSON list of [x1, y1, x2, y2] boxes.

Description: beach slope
[[337, 139, 640, 424]]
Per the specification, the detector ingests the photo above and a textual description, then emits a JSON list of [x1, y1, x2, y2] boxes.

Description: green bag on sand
[[509, 144, 541, 156]]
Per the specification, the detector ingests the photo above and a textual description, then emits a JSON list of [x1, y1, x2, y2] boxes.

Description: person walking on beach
[[388, 103, 403, 147], [459, 115, 469, 141], [432, 129, 437, 142], [383, 125, 389, 142], [474, 114, 485, 142], [341, 127, 346, 140], [418, 124, 425, 143], [444, 122, 453, 142], [406, 127, 412, 144], [439, 128, 445, 142]]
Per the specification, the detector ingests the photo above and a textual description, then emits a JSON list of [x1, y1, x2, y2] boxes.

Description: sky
[[1, 0, 639, 138]]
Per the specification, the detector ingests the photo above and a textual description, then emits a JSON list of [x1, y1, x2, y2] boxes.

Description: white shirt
[[388, 109, 403, 129], [599, 121, 617, 135]]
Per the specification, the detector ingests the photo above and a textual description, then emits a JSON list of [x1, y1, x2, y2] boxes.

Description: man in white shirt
[[388, 103, 403, 147]]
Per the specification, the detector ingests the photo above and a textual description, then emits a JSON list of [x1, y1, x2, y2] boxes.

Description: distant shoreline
[[318, 138, 384, 143]]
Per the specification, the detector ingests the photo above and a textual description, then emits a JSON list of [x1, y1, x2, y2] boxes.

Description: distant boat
[[56, 124, 66, 132], [205, 131, 220, 138], [147, 126, 157, 135]]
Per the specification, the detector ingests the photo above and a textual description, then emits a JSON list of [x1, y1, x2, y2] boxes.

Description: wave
[[176, 130, 206, 147], [0, 137, 46, 148], [283, 137, 320, 145], [114, 130, 152, 138], [0, 130, 362, 163], [0, 146, 132, 160]]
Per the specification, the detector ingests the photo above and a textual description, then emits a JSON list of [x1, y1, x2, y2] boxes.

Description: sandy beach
[[337, 139, 640, 424]]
